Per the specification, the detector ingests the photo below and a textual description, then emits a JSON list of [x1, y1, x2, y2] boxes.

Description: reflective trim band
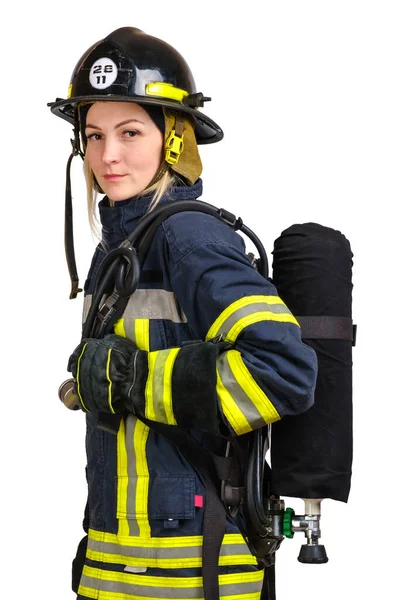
[[217, 351, 280, 434], [116, 416, 151, 537], [114, 317, 150, 349], [121, 289, 187, 323], [217, 368, 252, 435], [145, 348, 179, 425], [89, 529, 251, 549], [76, 343, 89, 412], [145, 351, 162, 422], [207, 295, 299, 342], [87, 529, 257, 567], [86, 547, 256, 569], [79, 564, 263, 599], [79, 586, 261, 600], [106, 348, 115, 414], [146, 82, 189, 102]]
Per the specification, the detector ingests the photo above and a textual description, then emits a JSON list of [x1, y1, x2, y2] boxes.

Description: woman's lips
[[103, 174, 126, 182]]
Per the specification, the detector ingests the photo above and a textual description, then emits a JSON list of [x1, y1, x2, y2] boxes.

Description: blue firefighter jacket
[[76, 179, 318, 599]]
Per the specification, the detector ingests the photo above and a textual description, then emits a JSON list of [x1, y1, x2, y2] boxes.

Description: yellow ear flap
[[163, 108, 202, 185]]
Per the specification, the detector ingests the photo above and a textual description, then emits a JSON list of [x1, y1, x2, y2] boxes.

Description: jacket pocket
[[148, 475, 195, 520]]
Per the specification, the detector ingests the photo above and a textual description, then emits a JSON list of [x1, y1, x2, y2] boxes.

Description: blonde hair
[[83, 156, 178, 238]]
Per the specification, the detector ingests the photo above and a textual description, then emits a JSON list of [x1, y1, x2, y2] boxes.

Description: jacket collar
[[98, 179, 203, 250]]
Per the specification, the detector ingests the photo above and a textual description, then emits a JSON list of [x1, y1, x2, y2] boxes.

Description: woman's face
[[85, 101, 164, 201]]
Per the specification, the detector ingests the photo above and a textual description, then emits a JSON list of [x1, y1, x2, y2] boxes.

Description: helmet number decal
[[89, 58, 118, 90]]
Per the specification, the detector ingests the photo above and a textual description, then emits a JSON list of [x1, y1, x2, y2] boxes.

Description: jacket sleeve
[[130, 212, 318, 437]]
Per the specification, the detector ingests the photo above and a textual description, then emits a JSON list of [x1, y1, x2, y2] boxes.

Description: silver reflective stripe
[[214, 301, 291, 340], [80, 570, 263, 598], [217, 354, 267, 430], [123, 289, 187, 322], [121, 318, 135, 343], [150, 351, 169, 423], [88, 537, 251, 560]]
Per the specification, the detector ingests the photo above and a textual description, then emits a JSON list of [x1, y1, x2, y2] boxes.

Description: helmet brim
[[49, 95, 223, 145]]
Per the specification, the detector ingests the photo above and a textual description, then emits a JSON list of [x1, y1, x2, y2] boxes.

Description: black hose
[[246, 429, 270, 536]]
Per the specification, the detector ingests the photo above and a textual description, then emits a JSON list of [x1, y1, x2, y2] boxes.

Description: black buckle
[[217, 208, 243, 230], [97, 291, 120, 323]]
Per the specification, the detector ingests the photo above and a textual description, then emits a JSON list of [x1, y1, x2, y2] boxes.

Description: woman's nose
[[102, 138, 121, 165]]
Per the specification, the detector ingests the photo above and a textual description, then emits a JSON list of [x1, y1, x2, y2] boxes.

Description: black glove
[[68, 333, 147, 413], [68, 333, 232, 435]]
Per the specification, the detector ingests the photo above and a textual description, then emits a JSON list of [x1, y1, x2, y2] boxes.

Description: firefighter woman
[[49, 27, 318, 600]]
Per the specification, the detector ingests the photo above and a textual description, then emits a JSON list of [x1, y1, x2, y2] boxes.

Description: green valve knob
[[284, 508, 295, 538]]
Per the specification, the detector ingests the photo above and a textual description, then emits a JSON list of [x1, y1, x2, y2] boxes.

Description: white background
[[1, 1, 398, 598]]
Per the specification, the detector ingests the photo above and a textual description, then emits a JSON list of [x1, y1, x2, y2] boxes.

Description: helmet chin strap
[[65, 125, 84, 299]]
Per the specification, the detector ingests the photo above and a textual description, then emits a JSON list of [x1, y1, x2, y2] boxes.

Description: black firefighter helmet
[[49, 26, 223, 145]]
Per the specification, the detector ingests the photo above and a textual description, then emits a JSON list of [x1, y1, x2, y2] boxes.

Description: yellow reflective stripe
[[206, 295, 298, 341], [217, 368, 252, 435], [76, 343, 89, 412], [145, 351, 158, 421], [134, 419, 151, 537], [163, 348, 179, 425], [116, 420, 130, 536], [146, 81, 189, 102], [135, 318, 150, 351], [106, 348, 115, 414], [228, 351, 280, 425], [114, 318, 126, 338]]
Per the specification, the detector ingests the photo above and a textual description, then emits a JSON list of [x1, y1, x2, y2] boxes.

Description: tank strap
[[261, 566, 276, 600], [297, 316, 356, 346]]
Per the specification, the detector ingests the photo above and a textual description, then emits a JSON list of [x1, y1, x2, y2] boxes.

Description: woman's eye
[[123, 130, 138, 138], [87, 133, 102, 141]]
